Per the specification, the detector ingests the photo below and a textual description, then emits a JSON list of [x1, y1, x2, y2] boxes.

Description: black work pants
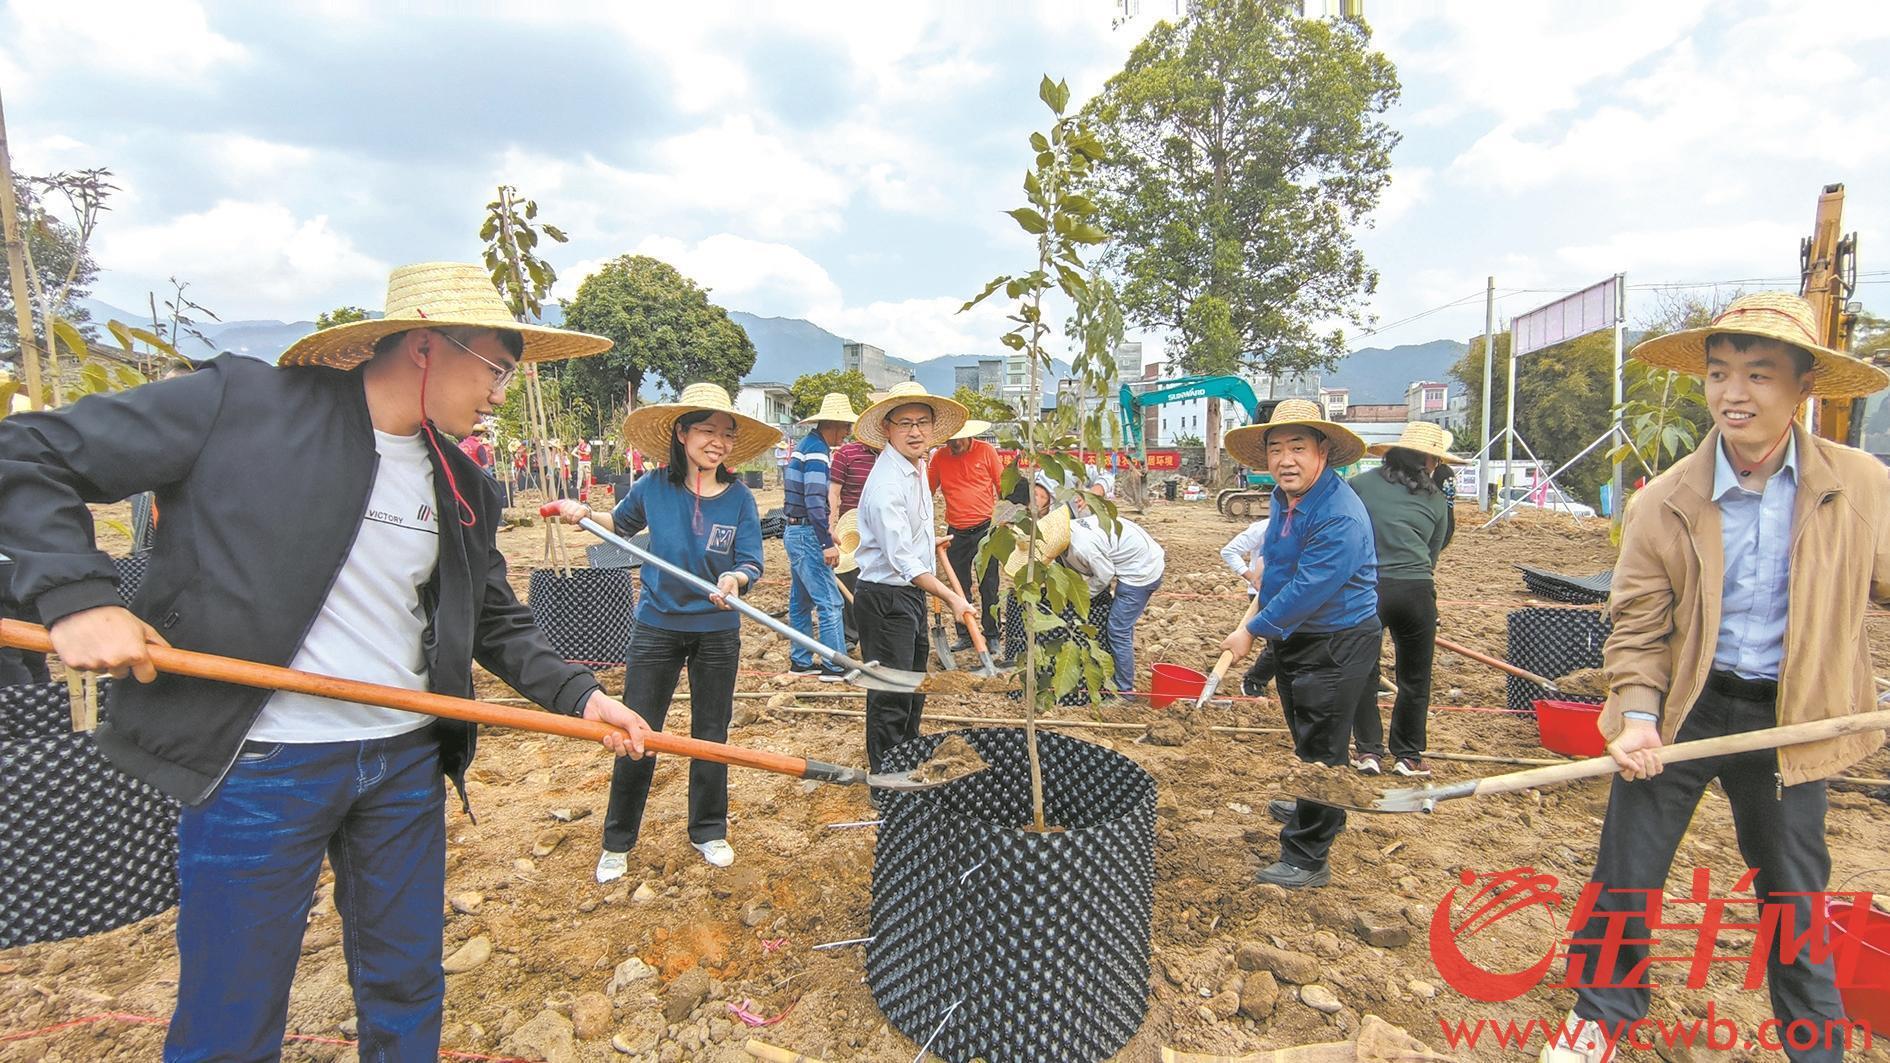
[[1352, 577, 1438, 760], [602, 621, 738, 852], [838, 568, 861, 648], [857, 581, 929, 771], [1566, 677, 1844, 1062], [945, 520, 999, 641], [1272, 619, 1381, 870]]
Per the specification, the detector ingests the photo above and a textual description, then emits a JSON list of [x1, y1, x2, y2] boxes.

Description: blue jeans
[[784, 524, 845, 669], [1104, 576, 1161, 693], [166, 726, 446, 1063]]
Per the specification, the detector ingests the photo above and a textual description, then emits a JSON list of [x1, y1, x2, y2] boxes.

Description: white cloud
[[197, 135, 317, 183], [1371, 165, 1432, 226], [93, 201, 387, 320], [1555, 220, 1804, 278], [0, 0, 246, 83], [629, 234, 843, 319]]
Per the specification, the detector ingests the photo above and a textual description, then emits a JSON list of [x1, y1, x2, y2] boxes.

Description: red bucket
[[1534, 699, 1607, 758], [1830, 899, 1890, 1030], [1149, 664, 1207, 709]]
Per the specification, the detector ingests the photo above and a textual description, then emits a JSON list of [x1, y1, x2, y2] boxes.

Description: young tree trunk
[[0, 90, 44, 410]]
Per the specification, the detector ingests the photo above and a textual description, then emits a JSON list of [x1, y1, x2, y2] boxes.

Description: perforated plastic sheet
[[1505, 606, 1611, 713], [527, 567, 637, 664]]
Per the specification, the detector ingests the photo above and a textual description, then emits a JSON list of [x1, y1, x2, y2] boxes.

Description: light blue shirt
[[1711, 436, 1798, 681]]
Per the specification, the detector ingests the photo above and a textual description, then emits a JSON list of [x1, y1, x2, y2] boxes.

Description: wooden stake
[[0, 89, 45, 410], [744, 1040, 830, 1063]]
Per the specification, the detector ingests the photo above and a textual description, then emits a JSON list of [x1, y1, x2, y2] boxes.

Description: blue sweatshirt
[[1246, 467, 1379, 641], [784, 433, 834, 548], [612, 474, 763, 632]]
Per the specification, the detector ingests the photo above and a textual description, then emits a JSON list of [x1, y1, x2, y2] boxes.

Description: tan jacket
[[1602, 424, 1890, 784]]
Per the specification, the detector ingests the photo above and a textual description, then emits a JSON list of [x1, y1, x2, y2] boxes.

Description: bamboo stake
[[0, 89, 44, 410], [778, 703, 1287, 737], [744, 1040, 830, 1063], [1425, 750, 1890, 787]]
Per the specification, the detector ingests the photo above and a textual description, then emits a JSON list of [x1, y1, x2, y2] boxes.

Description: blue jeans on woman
[[603, 620, 740, 850], [166, 725, 446, 1063], [784, 524, 846, 670], [1103, 576, 1162, 694]]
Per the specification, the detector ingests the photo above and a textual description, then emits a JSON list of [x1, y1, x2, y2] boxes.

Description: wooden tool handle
[[1216, 597, 1262, 677], [0, 619, 816, 781], [1469, 708, 1890, 800], [831, 570, 855, 604], [1435, 633, 1557, 688]]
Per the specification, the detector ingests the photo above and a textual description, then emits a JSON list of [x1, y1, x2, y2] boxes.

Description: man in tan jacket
[[1544, 293, 1890, 1063]]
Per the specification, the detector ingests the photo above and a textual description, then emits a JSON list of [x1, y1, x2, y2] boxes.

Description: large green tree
[[1452, 330, 1616, 502], [1082, 0, 1399, 382], [0, 178, 98, 351], [559, 255, 757, 414], [788, 368, 872, 420], [952, 386, 1018, 423]]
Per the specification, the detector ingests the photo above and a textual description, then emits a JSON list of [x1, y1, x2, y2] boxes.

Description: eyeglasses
[[888, 418, 935, 433], [435, 330, 518, 391]]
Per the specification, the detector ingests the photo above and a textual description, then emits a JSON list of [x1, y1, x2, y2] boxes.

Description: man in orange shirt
[[928, 419, 1003, 649]]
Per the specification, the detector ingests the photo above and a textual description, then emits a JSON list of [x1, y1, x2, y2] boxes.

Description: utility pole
[[1478, 276, 1494, 510], [0, 88, 44, 410]]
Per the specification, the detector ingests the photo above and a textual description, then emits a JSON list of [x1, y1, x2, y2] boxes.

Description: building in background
[[1112, 341, 1144, 384], [735, 381, 796, 437], [1319, 386, 1350, 420], [842, 341, 914, 390], [1404, 380, 1448, 421], [954, 357, 1006, 397], [1345, 403, 1408, 423]]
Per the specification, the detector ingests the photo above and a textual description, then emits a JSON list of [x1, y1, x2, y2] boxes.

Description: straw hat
[[1224, 398, 1366, 470], [1630, 291, 1888, 398], [278, 262, 612, 370], [1367, 421, 1465, 464], [800, 392, 860, 426], [949, 419, 993, 441], [834, 509, 860, 574], [1003, 502, 1073, 580], [853, 381, 967, 450], [621, 383, 782, 468]]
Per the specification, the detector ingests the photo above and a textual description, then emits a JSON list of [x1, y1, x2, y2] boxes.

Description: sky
[[4, 0, 1888, 367]]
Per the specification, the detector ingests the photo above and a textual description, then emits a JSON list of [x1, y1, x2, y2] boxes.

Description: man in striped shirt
[[785, 394, 855, 679]]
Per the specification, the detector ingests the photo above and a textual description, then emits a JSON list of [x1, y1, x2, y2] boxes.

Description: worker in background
[[1117, 456, 1147, 512], [1215, 400, 1378, 890], [1067, 481, 1165, 701], [784, 393, 856, 680], [1220, 514, 1276, 697], [1346, 422, 1459, 778], [929, 418, 1003, 649], [457, 421, 495, 477], [1543, 293, 1890, 1063], [829, 393, 885, 651]]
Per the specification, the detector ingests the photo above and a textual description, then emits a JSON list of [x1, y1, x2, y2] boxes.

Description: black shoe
[[1256, 860, 1330, 889], [993, 653, 1018, 669], [1267, 798, 1296, 824], [788, 664, 820, 678], [950, 636, 974, 652], [818, 665, 850, 683]]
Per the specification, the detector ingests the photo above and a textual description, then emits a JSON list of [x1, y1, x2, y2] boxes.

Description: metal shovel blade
[[867, 769, 964, 791], [929, 609, 959, 671], [1282, 780, 1476, 815], [837, 662, 930, 693]]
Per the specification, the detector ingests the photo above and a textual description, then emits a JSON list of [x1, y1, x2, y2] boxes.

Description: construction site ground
[[7, 490, 1890, 1062]]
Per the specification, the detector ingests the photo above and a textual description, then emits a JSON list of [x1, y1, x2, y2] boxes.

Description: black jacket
[[0, 355, 601, 804]]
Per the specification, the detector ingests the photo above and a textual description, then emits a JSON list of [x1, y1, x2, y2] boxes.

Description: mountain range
[[73, 296, 1464, 405]]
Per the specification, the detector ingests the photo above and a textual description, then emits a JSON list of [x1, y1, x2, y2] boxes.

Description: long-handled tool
[[934, 543, 999, 676], [544, 504, 924, 693], [0, 620, 965, 792], [927, 593, 959, 671], [1301, 707, 1890, 814], [1196, 596, 1262, 708], [1434, 633, 1561, 694]]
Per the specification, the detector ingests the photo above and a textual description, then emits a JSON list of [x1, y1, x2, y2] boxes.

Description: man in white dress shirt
[[850, 387, 972, 772]]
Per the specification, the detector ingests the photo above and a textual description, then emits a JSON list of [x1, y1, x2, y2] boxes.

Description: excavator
[[1118, 374, 1284, 520], [1804, 184, 1877, 446]]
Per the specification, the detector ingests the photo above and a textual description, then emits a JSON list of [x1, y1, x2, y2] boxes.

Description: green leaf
[[1068, 222, 1109, 244], [1053, 642, 1081, 697], [1007, 208, 1048, 235], [959, 275, 1011, 313], [479, 217, 498, 242], [1059, 193, 1096, 216], [50, 316, 89, 359], [524, 200, 538, 220], [1038, 75, 1060, 114], [542, 224, 568, 243], [1000, 332, 1027, 351], [1029, 610, 1064, 633], [1029, 131, 1050, 153]]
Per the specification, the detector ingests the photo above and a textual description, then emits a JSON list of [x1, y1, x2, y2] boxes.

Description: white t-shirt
[[248, 430, 440, 742]]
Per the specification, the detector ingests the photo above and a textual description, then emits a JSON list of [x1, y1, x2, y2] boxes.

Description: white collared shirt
[[1067, 512, 1166, 593], [854, 450, 936, 585]]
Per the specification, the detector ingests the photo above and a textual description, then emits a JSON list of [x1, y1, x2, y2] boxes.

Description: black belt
[[948, 521, 991, 536], [785, 516, 814, 525], [1706, 669, 1778, 702]]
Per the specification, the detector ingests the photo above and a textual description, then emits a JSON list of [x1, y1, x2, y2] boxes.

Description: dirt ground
[[7, 489, 1890, 1062]]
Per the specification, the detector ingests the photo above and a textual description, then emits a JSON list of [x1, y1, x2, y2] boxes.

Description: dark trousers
[[839, 568, 861, 648], [1272, 620, 1381, 870], [602, 621, 739, 851], [1352, 577, 1438, 760], [857, 580, 929, 771], [945, 521, 1000, 640], [1567, 677, 1844, 1062]]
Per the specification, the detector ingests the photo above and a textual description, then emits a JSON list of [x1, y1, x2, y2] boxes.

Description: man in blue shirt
[[784, 393, 857, 679], [1219, 399, 1379, 889]]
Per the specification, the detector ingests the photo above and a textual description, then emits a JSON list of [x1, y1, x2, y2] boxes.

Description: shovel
[[1196, 596, 1262, 708], [1434, 633, 1561, 694], [545, 505, 925, 693], [927, 593, 959, 671], [936, 543, 1000, 677], [1299, 707, 1890, 814], [0, 619, 965, 792]]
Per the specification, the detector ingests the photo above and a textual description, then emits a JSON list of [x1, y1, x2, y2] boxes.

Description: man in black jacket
[[0, 262, 651, 1063]]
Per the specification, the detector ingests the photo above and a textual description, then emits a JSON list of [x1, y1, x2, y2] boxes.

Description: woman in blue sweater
[[550, 383, 776, 879]]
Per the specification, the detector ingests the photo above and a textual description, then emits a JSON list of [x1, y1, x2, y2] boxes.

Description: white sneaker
[[693, 839, 735, 868], [1539, 1012, 1614, 1063], [595, 849, 629, 884]]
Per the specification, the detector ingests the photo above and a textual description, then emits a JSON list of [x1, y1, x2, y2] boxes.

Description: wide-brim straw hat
[[1630, 291, 1888, 398], [1367, 421, 1465, 464], [621, 383, 782, 469], [854, 381, 967, 450], [949, 419, 993, 441], [799, 392, 860, 426], [834, 509, 860, 574], [1003, 502, 1073, 580], [278, 262, 612, 370], [1225, 398, 1366, 469]]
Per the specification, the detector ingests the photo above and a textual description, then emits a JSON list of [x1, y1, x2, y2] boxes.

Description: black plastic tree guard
[[0, 681, 180, 948], [1505, 606, 1611, 713], [526, 566, 637, 665], [867, 728, 1156, 1062]]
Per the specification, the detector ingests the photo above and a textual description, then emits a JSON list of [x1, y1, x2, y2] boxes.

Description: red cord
[[418, 355, 477, 528], [1734, 420, 1795, 481]]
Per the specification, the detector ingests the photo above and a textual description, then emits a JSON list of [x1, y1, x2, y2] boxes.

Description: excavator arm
[[1117, 374, 1262, 447], [1803, 184, 1867, 445]]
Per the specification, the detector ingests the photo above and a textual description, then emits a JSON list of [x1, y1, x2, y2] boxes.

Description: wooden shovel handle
[[934, 543, 991, 654], [1467, 708, 1890, 800], [1434, 633, 1558, 688], [1212, 596, 1263, 680], [0, 619, 816, 781]]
